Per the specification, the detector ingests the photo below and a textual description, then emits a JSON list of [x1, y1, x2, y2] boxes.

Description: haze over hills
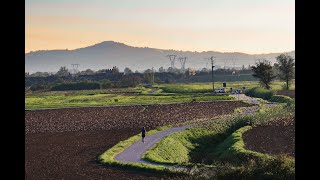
[[25, 41, 295, 73]]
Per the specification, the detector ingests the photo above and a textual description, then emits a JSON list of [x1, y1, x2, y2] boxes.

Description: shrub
[[101, 81, 113, 88], [51, 81, 101, 91], [269, 95, 294, 106], [244, 87, 274, 100], [30, 84, 50, 91]]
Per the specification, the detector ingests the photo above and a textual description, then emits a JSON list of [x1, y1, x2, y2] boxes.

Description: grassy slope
[[142, 104, 293, 165], [98, 125, 174, 173], [141, 104, 294, 178], [212, 126, 272, 162]]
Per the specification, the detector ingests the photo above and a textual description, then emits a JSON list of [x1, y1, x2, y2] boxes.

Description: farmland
[[25, 101, 251, 179], [141, 103, 295, 178], [243, 112, 295, 157], [25, 85, 233, 109], [25, 81, 294, 109], [25, 80, 295, 179]]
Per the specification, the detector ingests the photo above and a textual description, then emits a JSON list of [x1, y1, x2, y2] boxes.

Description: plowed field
[[26, 101, 251, 179]]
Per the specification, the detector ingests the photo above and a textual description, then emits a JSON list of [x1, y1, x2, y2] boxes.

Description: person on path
[[141, 127, 146, 143]]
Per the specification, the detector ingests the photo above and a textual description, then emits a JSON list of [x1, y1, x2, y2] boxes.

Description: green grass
[[98, 102, 294, 177], [98, 125, 177, 173], [244, 87, 275, 100], [269, 95, 295, 106], [26, 81, 294, 109], [143, 104, 293, 165], [142, 104, 294, 178], [142, 129, 196, 165], [157, 81, 295, 93], [25, 91, 234, 109], [212, 126, 273, 162], [245, 87, 295, 107], [200, 126, 294, 179]]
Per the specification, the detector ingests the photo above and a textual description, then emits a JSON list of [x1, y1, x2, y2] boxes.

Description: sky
[[26, 0, 295, 54]]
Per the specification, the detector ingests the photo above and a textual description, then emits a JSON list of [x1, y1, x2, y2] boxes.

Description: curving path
[[115, 125, 193, 167], [114, 94, 274, 169]]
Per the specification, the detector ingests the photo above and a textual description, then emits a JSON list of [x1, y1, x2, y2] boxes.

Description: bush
[[30, 84, 50, 91], [51, 81, 101, 91], [269, 95, 294, 106], [244, 87, 274, 100], [101, 81, 113, 88]]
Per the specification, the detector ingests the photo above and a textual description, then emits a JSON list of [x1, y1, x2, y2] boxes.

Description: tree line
[[25, 54, 294, 91], [252, 54, 295, 90]]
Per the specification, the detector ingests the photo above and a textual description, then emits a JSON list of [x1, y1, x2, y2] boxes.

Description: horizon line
[[25, 40, 295, 55]]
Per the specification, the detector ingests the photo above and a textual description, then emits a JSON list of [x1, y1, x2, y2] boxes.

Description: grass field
[[25, 81, 294, 109], [25, 87, 234, 109], [158, 81, 295, 93]]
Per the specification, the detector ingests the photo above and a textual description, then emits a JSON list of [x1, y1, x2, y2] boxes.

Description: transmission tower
[[166, 55, 176, 69], [71, 64, 80, 74], [230, 54, 236, 70], [178, 57, 187, 72]]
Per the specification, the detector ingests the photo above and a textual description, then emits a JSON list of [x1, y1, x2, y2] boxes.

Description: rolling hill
[[25, 41, 295, 73]]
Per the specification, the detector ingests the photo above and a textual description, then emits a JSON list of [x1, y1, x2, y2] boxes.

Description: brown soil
[[26, 101, 252, 179], [243, 117, 295, 157]]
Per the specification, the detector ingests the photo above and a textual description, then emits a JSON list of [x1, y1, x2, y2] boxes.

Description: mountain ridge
[[25, 41, 295, 73]]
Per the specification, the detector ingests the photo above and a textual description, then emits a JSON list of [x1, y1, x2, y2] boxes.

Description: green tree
[[158, 66, 166, 73], [56, 66, 70, 77], [124, 67, 133, 75], [274, 54, 295, 90], [251, 59, 276, 89], [143, 69, 153, 84], [112, 66, 120, 74], [30, 71, 50, 77], [79, 69, 95, 75]]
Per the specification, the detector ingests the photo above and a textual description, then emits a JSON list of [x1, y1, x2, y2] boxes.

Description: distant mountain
[[25, 41, 295, 73]]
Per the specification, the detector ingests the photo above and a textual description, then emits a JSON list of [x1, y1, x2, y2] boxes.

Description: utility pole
[[152, 67, 154, 85], [209, 56, 216, 94]]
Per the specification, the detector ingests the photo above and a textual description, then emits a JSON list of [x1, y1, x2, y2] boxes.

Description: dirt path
[[114, 94, 270, 168], [115, 125, 193, 166]]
